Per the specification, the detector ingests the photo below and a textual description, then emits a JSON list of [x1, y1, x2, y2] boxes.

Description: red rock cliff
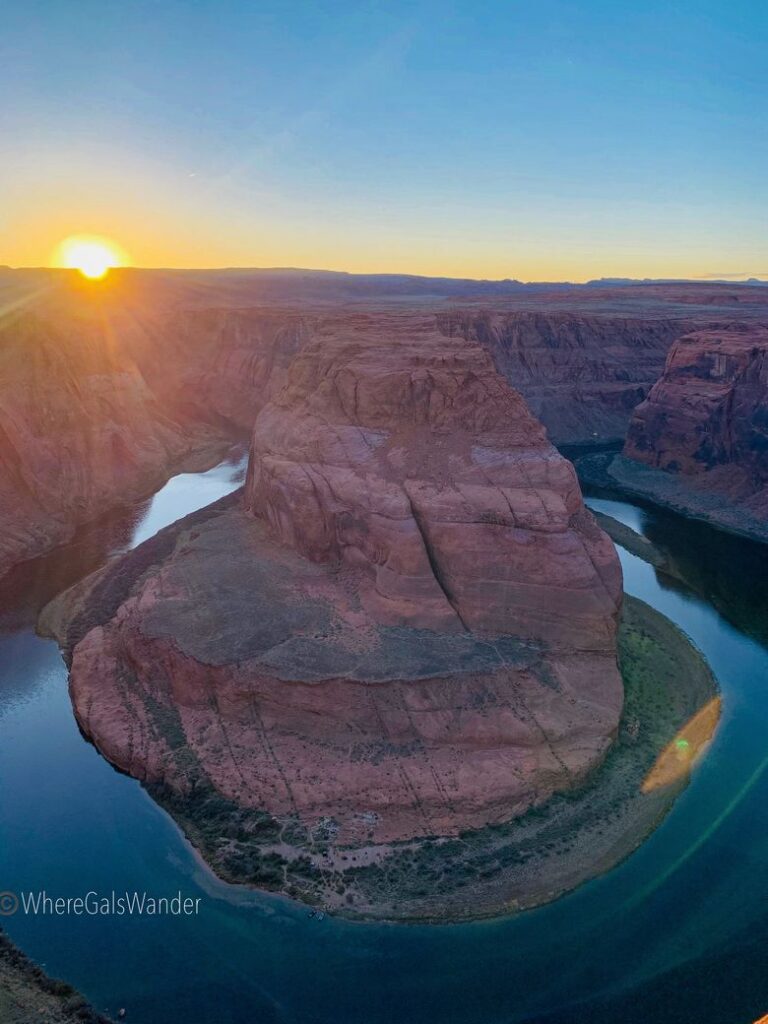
[[246, 312, 621, 646], [625, 325, 768, 513], [56, 312, 624, 852], [0, 312, 211, 577], [439, 310, 687, 444], [0, 307, 308, 577]]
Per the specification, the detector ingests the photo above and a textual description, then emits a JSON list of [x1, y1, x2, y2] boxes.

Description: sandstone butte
[[621, 324, 768, 536], [54, 311, 624, 852]]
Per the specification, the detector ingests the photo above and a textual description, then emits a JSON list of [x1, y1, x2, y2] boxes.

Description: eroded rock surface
[[620, 324, 768, 537], [438, 311, 686, 444], [0, 307, 308, 577], [6, 268, 762, 578], [0, 312, 214, 576], [50, 314, 623, 865]]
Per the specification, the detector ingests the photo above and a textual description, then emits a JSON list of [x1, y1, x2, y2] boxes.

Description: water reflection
[[0, 450, 246, 635], [587, 494, 768, 645]]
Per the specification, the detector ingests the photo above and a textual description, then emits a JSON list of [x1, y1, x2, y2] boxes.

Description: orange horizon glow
[[52, 235, 130, 280], [5, 191, 755, 286], [6, 215, 759, 286]]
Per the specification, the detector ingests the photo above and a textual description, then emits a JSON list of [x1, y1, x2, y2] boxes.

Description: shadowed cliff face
[[0, 308, 309, 577], [0, 312, 212, 578], [438, 310, 687, 444], [123, 307, 311, 433], [624, 325, 768, 517], [51, 312, 624, 859]]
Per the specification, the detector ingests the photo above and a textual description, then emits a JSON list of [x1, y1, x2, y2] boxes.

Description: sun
[[53, 235, 129, 280]]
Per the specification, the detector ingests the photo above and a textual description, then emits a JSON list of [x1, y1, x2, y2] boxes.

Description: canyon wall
[[0, 307, 308, 577], [625, 325, 768, 482], [439, 311, 687, 444], [623, 325, 768, 523], [0, 312, 206, 577], [4, 270, 737, 580], [570, 325, 768, 543], [122, 307, 311, 433]]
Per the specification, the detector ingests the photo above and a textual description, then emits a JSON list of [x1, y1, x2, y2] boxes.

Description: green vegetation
[[144, 596, 718, 921]]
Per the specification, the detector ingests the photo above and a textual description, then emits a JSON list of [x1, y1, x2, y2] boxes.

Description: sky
[[1, 0, 766, 281]]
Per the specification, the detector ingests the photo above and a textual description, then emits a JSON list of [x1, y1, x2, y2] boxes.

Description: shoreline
[[142, 595, 719, 924], [576, 451, 768, 546], [0, 436, 246, 587], [0, 928, 113, 1024]]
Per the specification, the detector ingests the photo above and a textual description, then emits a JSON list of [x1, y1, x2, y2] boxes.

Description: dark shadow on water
[[583, 481, 768, 647], [0, 501, 149, 634]]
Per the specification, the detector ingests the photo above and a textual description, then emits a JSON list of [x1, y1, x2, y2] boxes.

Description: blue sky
[[2, 0, 766, 279]]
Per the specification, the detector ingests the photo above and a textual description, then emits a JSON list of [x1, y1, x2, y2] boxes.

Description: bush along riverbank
[[146, 595, 719, 922]]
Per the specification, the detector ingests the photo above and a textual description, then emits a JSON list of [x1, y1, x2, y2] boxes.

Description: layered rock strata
[[50, 314, 624, 860], [439, 310, 687, 444], [0, 312, 212, 577], [616, 324, 768, 539], [0, 308, 308, 577]]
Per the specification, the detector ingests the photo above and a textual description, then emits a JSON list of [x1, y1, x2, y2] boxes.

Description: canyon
[[579, 324, 768, 543], [41, 305, 717, 919], [0, 267, 733, 920], [6, 268, 767, 582], [0, 309, 228, 578], [438, 309, 685, 444], [0, 300, 309, 577]]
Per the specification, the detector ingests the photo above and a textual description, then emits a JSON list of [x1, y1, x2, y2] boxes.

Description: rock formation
[[626, 325, 768, 483], [0, 307, 307, 577], [616, 324, 768, 538], [439, 311, 687, 445], [49, 312, 623, 882], [0, 312, 206, 577], [6, 267, 764, 579], [123, 307, 311, 434]]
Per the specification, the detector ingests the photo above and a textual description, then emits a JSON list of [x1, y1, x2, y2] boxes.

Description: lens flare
[[642, 697, 721, 793], [53, 235, 129, 280]]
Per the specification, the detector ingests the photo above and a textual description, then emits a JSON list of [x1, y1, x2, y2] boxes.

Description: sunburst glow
[[54, 235, 128, 280]]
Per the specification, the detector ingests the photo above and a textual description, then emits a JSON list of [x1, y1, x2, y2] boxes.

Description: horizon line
[[2, 264, 767, 287]]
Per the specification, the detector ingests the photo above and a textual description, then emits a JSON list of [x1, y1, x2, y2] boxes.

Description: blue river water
[[2, 467, 768, 1024]]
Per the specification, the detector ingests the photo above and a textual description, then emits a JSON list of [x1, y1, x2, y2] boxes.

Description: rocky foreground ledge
[[41, 317, 716, 919], [0, 928, 112, 1024]]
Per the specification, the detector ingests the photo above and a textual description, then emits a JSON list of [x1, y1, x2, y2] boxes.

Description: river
[[2, 464, 768, 1023]]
